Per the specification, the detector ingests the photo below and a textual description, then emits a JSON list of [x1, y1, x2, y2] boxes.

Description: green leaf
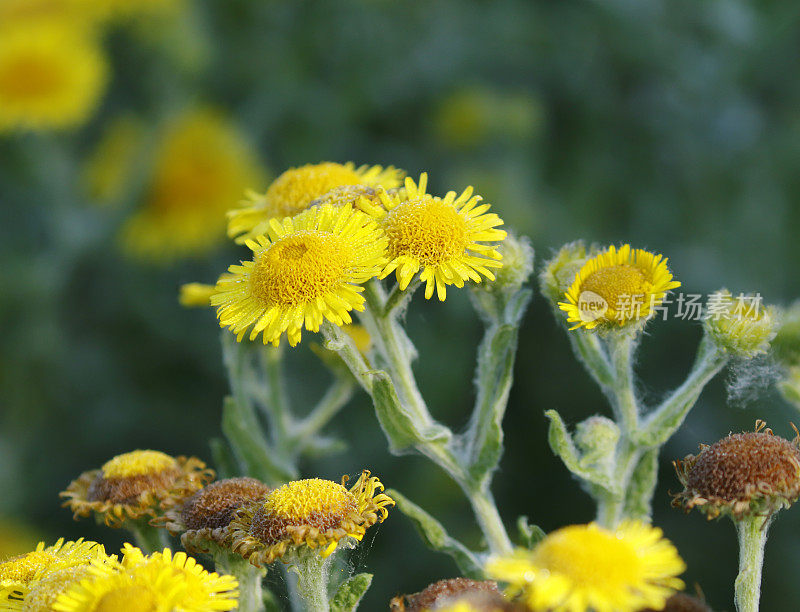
[[544, 409, 617, 494], [221, 396, 296, 485], [516, 516, 546, 549], [387, 488, 483, 578], [370, 372, 451, 454], [329, 573, 373, 612]]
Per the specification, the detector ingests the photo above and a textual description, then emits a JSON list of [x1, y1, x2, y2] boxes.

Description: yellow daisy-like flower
[[486, 522, 685, 612], [120, 108, 265, 261], [558, 244, 681, 330], [227, 162, 403, 244], [60, 450, 214, 527], [212, 203, 388, 347], [0, 21, 108, 132], [7, 565, 96, 612], [0, 539, 107, 603], [53, 545, 238, 612], [359, 173, 507, 301], [229, 470, 394, 566]]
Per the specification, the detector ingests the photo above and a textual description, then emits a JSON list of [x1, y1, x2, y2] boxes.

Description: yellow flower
[[558, 244, 680, 330], [120, 108, 265, 261], [229, 470, 394, 566], [227, 162, 403, 244], [53, 545, 238, 612], [161, 477, 272, 553], [212, 203, 388, 347], [179, 283, 217, 308], [83, 114, 146, 204], [11, 565, 96, 612], [486, 522, 685, 612], [0, 21, 108, 132], [359, 173, 506, 301], [0, 0, 101, 27], [60, 450, 213, 527], [0, 539, 107, 603]]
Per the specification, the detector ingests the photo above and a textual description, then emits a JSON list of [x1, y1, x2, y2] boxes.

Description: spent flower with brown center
[[390, 578, 520, 611], [60, 450, 213, 527], [673, 421, 800, 519], [161, 477, 271, 553]]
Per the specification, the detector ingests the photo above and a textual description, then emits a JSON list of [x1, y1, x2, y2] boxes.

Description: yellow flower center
[[250, 478, 358, 544], [251, 231, 351, 307], [94, 585, 158, 612], [532, 525, 642, 591], [101, 450, 177, 479], [0, 551, 52, 585], [24, 565, 92, 612], [265, 164, 363, 217], [580, 264, 651, 313], [0, 52, 65, 100], [383, 197, 468, 266]]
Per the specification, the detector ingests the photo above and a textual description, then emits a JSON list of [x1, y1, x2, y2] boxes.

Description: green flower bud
[[538, 241, 592, 306], [772, 302, 800, 368], [703, 289, 776, 359], [492, 231, 534, 293], [574, 415, 619, 470]]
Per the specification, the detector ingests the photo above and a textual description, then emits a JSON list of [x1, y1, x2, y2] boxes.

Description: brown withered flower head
[[60, 450, 213, 527], [390, 578, 522, 611], [672, 421, 800, 520], [161, 477, 272, 553]]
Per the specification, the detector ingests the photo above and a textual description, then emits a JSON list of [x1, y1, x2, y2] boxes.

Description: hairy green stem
[[463, 485, 513, 555], [735, 514, 771, 612], [128, 520, 169, 553], [292, 553, 331, 612], [215, 553, 265, 612], [295, 377, 354, 440], [607, 329, 639, 433]]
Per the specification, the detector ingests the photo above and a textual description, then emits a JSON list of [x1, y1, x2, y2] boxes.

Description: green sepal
[[544, 409, 617, 495], [370, 371, 451, 454], [386, 488, 483, 578], [221, 396, 296, 485], [516, 516, 546, 549], [329, 573, 373, 612]]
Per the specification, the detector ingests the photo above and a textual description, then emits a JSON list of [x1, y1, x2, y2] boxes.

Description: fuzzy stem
[[463, 485, 513, 555], [292, 553, 331, 612], [295, 377, 354, 440], [127, 520, 169, 553], [607, 329, 639, 433], [735, 514, 772, 612], [215, 553, 265, 612]]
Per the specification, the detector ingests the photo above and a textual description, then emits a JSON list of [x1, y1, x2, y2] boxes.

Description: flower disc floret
[[361, 173, 507, 301], [227, 162, 403, 244], [486, 521, 685, 612], [558, 244, 680, 330], [0, 539, 107, 602], [212, 203, 388, 347], [60, 451, 213, 527], [672, 422, 800, 519], [230, 471, 394, 566]]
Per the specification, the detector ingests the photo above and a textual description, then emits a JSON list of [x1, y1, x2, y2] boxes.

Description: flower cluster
[[206, 162, 508, 346]]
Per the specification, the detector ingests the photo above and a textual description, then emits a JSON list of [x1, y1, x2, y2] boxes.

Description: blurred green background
[[2, 0, 800, 609]]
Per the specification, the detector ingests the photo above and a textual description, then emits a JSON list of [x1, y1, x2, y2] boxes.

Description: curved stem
[[735, 514, 772, 612], [463, 485, 513, 555], [295, 378, 354, 440]]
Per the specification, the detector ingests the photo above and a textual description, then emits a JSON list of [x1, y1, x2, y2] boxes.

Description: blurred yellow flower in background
[[0, 0, 101, 27], [0, 21, 108, 132], [228, 161, 403, 244], [84, 114, 147, 204], [120, 108, 265, 261]]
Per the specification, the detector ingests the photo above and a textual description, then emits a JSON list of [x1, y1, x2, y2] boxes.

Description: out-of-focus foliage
[[2, 0, 800, 609]]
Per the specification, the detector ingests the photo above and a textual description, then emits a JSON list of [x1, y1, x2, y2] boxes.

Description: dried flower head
[[390, 578, 517, 612], [230, 471, 394, 566], [558, 244, 680, 330], [673, 421, 800, 520], [60, 450, 213, 527], [161, 477, 271, 553], [358, 173, 507, 301], [486, 521, 685, 612], [212, 203, 388, 347], [228, 162, 403, 244]]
